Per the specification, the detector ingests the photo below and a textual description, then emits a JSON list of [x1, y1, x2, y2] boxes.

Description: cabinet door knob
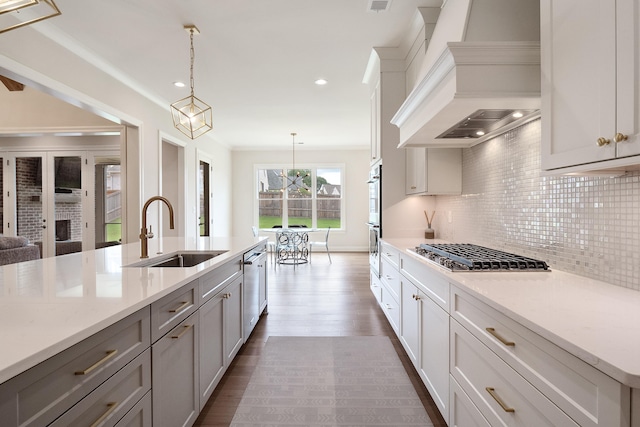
[[596, 137, 611, 146], [614, 132, 628, 143]]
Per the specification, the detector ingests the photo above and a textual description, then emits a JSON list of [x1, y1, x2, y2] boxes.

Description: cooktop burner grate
[[416, 243, 550, 272]]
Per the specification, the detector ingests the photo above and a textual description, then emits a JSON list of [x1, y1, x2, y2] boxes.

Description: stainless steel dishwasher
[[243, 247, 267, 342]]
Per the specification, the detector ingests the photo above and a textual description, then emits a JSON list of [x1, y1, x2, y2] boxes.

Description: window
[[257, 167, 343, 229]]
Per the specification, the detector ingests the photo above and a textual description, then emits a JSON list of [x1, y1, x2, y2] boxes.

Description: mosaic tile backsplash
[[434, 119, 640, 290]]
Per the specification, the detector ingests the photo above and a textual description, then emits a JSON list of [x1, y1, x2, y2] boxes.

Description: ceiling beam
[[0, 75, 25, 91]]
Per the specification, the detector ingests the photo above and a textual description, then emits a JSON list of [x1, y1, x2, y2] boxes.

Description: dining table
[[267, 227, 316, 266]]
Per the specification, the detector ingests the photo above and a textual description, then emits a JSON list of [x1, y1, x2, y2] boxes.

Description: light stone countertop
[[383, 238, 640, 388], [0, 236, 266, 384]]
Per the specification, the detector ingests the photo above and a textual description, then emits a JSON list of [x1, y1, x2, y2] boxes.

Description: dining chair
[[252, 226, 276, 264], [309, 227, 331, 263]]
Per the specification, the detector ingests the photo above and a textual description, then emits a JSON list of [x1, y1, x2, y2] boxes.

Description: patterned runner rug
[[230, 336, 433, 426]]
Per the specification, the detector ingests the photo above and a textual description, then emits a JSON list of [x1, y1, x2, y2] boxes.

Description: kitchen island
[[377, 238, 640, 427], [0, 235, 267, 427]]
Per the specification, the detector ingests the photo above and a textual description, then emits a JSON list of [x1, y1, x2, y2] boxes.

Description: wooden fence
[[258, 192, 340, 219], [106, 190, 121, 223]]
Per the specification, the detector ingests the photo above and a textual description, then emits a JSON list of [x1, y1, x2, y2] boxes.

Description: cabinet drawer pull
[[169, 301, 190, 313], [172, 324, 194, 339], [486, 327, 515, 347], [90, 402, 118, 427], [596, 137, 611, 146], [486, 387, 515, 413], [75, 349, 118, 375]]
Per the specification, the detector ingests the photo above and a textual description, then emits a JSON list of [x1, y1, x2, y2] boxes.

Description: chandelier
[[0, 0, 61, 34], [170, 25, 213, 140], [283, 132, 310, 193]]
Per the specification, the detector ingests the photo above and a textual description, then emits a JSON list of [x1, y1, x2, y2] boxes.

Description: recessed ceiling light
[[476, 130, 485, 136], [512, 111, 524, 118], [174, 81, 185, 88], [315, 79, 328, 85]]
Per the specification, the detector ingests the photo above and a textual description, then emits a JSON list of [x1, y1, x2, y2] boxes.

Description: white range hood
[[392, 0, 541, 148]]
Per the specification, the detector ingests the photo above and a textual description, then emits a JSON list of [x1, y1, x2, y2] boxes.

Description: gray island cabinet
[[0, 237, 266, 427]]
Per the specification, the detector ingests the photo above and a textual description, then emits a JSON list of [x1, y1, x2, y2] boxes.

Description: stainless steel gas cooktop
[[413, 243, 550, 272]]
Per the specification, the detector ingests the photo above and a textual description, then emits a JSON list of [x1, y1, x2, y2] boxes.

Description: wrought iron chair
[[309, 227, 331, 263]]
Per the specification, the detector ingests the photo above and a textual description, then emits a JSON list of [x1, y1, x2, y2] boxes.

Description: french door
[[5, 151, 92, 258]]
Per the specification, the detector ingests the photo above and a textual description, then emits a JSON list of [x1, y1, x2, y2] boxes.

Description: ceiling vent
[[367, 0, 392, 13]]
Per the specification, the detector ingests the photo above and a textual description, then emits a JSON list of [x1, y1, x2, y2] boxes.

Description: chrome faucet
[[140, 196, 175, 258]]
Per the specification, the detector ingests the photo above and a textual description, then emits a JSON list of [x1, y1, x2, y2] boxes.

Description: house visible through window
[[257, 167, 343, 229]]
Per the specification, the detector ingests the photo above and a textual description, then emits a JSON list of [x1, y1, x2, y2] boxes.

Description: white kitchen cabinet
[[451, 320, 579, 426], [451, 285, 629, 427], [379, 244, 401, 335], [380, 251, 400, 303], [418, 290, 449, 421], [379, 281, 400, 335], [0, 307, 150, 427], [370, 81, 381, 164], [400, 279, 420, 366], [370, 270, 382, 304], [399, 252, 450, 423], [541, 0, 640, 172], [380, 241, 400, 269], [449, 376, 491, 427], [151, 312, 199, 427], [405, 147, 462, 196]]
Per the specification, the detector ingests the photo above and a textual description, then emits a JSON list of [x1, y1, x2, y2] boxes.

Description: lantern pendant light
[[170, 25, 213, 139], [0, 0, 61, 35]]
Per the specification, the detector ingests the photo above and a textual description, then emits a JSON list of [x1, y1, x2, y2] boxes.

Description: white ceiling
[[18, 0, 443, 149]]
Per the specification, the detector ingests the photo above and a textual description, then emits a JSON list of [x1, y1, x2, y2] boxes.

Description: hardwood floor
[[194, 252, 448, 426]]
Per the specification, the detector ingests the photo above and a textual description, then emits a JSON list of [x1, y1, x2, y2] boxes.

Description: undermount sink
[[124, 250, 227, 268]]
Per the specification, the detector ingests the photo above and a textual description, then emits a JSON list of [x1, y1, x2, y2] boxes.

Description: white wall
[[232, 148, 369, 251], [0, 25, 232, 239]]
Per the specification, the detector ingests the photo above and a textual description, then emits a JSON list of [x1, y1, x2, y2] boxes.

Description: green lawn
[[258, 216, 340, 229], [106, 219, 121, 242]]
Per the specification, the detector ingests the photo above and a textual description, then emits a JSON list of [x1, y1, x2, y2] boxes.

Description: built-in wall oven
[[367, 163, 381, 276]]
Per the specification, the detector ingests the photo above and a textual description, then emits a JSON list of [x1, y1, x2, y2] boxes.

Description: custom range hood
[[392, 0, 541, 148]]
